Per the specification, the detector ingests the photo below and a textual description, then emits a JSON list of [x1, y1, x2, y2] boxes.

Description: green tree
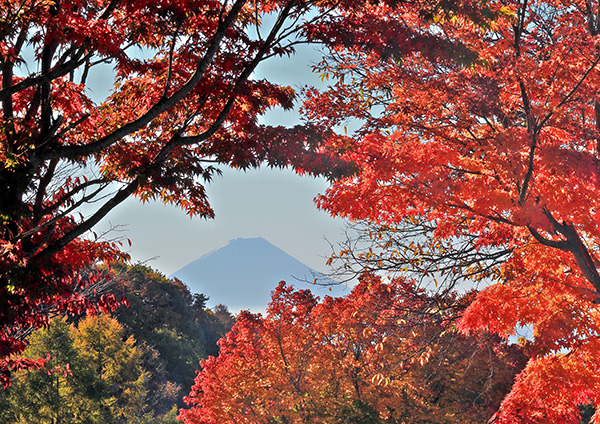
[[72, 314, 146, 422], [0, 317, 76, 423], [109, 264, 234, 407], [0, 314, 147, 424]]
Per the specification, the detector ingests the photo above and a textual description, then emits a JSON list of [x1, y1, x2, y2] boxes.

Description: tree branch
[[32, 178, 139, 259], [0, 48, 92, 103], [40, 0, 249, 161], [528, 208, 600, 299], [518, 80, 537, 205], [170, 0, 300, 149]]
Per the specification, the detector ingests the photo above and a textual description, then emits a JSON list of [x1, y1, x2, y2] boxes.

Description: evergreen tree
[[109, 264, 234, 406]]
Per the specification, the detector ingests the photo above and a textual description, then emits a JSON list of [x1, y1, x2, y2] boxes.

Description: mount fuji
[[169, 237, 350, 313]]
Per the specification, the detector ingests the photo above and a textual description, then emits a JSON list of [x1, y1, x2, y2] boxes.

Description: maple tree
[[180, 274, 526, 424], [303, 0, 600, 421], [0, 0, 364, 384]]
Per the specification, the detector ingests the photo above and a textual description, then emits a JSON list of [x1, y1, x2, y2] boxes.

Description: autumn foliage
[[5, 0, 600, 420], [180, 274, 525, 424], [305, 0, 600, 421], [0, 314, 146, 423], [0, 0, 356, 384], [0, 264, 235, 423]]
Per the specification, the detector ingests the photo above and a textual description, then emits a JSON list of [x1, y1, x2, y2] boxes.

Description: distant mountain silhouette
[[169, 237, 350, 313]]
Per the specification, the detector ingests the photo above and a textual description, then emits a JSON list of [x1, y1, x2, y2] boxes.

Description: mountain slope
[[169, 237, 349, 313]]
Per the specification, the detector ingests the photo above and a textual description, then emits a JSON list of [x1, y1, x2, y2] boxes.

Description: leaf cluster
[[180, 273, 526, 423], [307, 0, 600, 420]]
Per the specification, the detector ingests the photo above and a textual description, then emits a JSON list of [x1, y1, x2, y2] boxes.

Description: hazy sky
[[93, 42, 349, 277], [102, 168, 347, 276]]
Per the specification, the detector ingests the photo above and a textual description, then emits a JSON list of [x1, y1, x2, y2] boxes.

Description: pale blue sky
[[103, 167, 347, 276]]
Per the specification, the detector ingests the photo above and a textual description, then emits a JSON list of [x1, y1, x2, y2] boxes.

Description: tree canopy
[[109, 263, 234, 405], [0, 314, 148, 424], [306, 0, 600, 421], [180, 274, 526, 424]]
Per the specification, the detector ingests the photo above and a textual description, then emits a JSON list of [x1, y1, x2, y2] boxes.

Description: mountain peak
[[170, 237, 348, 313]]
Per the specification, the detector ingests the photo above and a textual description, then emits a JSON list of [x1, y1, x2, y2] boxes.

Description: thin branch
[[40, 39, 59, 135], [33, 159, 59, 220], [157, 0, 301, 153], [32, 178, 139, 259], [0, 49, 93, 102], [161, 24, 181, 99], [537, 53, 600, 130], [41, 177, 108, 217], [518, 80, 537, 205], [19, 180, 110, 242], [41, 0, 249, 161]]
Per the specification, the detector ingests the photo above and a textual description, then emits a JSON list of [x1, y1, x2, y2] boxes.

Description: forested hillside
[[0, 265, 234, 423]]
